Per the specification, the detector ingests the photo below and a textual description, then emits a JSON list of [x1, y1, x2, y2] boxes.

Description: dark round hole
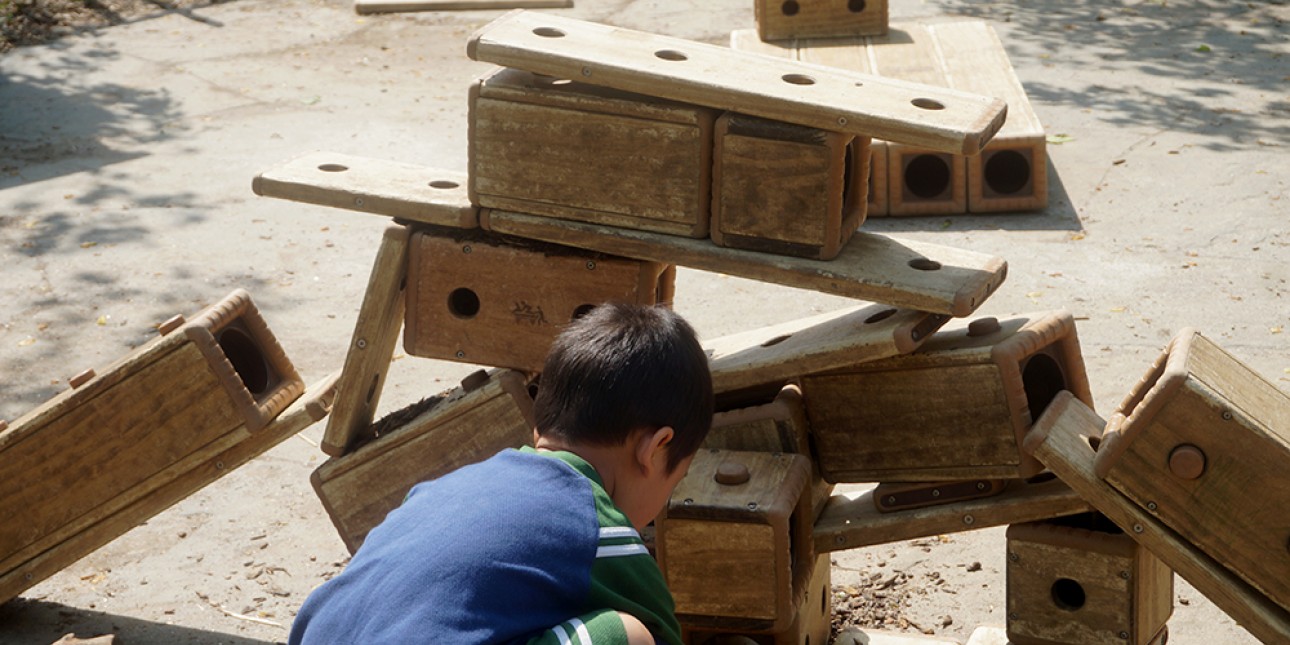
[[447, 287, 481, 319], [782, 73, 816, 85], [217, 326, 271, 396], [1051, 578, 1087, 611], [571, 304, 597, 320], [984, 149, 1032, 195], [864, 308, 897, 324], [912, 97, 946, 110], [429, 180, 459, 189], [532, 27, 565, 38], [1022, 352, 1067, 424], [317, 164, 348, 172], [848, 0, 866, 11], [908, 258, 942, 271], [781, 0, 800, 16], [904, 154, 952, 200], [655, 49, 688, 61], [760, 334, 791, 347]]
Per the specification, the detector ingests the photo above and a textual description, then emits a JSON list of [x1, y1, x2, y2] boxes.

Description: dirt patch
[[1, 0, 230, 52]]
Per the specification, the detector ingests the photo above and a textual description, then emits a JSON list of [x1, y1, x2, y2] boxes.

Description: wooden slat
[[483, 209, 1006, 317], [252, 152, 477, 228], [355, 0, 571, 15], [468, 11, 1007, 156], [1025, 392, 1290, 644]]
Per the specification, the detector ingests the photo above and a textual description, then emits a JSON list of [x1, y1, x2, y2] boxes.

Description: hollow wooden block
[[755, 0, 888, 42], [711, 112, 870, 260], [1006, 514, 1173, 645], [681, 554, 832, 645], [469, 66, 717, 237], [403, 226, 675, 372], [0, 291, 308, 603], [799, 311, 1093, 482], [658, 449, 814, 633], [1094, 328, 1290, 610], [311, 369, 535, 553]]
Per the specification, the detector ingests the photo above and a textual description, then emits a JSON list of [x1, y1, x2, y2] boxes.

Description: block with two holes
[[755, 0, 889, 42]]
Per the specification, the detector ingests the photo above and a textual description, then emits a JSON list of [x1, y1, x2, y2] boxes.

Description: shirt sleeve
[[585, 525, 683, 645], [525, 609, 629, 645]]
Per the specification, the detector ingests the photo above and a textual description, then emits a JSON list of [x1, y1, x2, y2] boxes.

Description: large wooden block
[[354, 0, 572, 15], [658, 449, 814, 633], [800, 311, 1092, 482], [682, 554, 832, 645], [711, 112, 870, 260], [311, 369, 535, 553], [403, 226, 675, 372], [1006, 514, 1173, 645], [469, 67, 717, 237], [755, 0, 888, 41], [1094, 328, 1290, 610], [0, 291, 309, 602]]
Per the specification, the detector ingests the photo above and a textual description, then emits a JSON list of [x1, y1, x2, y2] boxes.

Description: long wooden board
[[468, 11, 1007, 156], [1026, 392, 1290, 644], [482, 209, 1006, 317], [355, 0, 572, 15]]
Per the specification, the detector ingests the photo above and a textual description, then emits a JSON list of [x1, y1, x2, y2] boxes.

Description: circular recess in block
[[760, 333, 791, 347], [317, 164, 348, 172], [655, 49, 688, 61], [447, 287, 481, 319], [429, 180, 459, 189], [781, 73, 816, 86], [848, 0, 866, 12], [715, 462, 751, 486], [218, 327, 272, 396], [781, 0, 800, 16], [1051, 578, 1087, 611], [1168, 444, 1207, 480], [1022, 352, 1067, 424], [904, 154, 952, 199], [967, 316, 1001, 337], [532, 27, 565, 38], [571, 303, 597, 320], [907, 257, 942, 271], [985, 150, 1032, 195], [864, 308, 897, 324]]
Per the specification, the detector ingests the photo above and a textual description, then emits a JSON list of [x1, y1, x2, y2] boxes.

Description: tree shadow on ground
[[0, 597, 279, 645]]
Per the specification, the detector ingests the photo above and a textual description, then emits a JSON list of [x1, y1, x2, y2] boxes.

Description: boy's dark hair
[[533, 303, 713, 471]]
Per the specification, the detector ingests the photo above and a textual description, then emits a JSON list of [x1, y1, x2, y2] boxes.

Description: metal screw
[[354, 197, 365, 207], [835, 535, 846, 546], [1119, 631, 1129, 640], [886, 496, 897, 505], [581, 66, 592, 77], [963, 514, 975, 525], [931, 489, 941, 498], [456, 350, 466, 359], [462, 245, 472, 254], [1221, 411, 1233, 420], [356, 338, 368, 349], [216, 461, 226, 470], [1133, 524, 1144, 534], [683, 498, 693, 506], [977, 481, 988, 490], [585, 260, 596, 270], [1008, 613, 1018, 621], [25, 573, 33, 581], [837, 116, 847, 126], [1146, 501, 1158, 511], [747, 502, 758, 511], [1120, 571, 1131, 580], [1008, 552, 1019, 562]]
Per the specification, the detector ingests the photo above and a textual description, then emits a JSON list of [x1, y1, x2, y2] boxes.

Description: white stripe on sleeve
[[598, 526, 640, 541], [595, 543, 650, 558], [551, 623, 573, 645], [572, 617, 592, 645]]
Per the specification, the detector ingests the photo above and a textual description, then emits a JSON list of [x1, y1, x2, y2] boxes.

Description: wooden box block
[[800, 311, 1093, 482], [711, 112, 870, 260], [658, 449, 814, 633], [1094, 328, 1290, 609], [311, 369, 535, 553], [682, 554, 832, 645], [469, 67, 717, 237], [0, 291, 307, 602], [755, 0, 888, 42], [1006, 514, 1173, 645], [403, 226, 675, 372]]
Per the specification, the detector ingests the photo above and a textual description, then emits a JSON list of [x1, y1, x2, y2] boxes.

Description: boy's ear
[[635, 426, 675, 474]]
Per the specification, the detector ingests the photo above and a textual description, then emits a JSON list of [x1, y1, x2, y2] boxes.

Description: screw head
[[585, 260, 596, 270], [976, 481, 988, 490], [835, 535, 846, 545], [354, 197, 365, 207], [1008, 612, 1018, 621], [1008, 552, 1019, 562], [1221, 410, 1233, 421], [215, 461, 226, 470], [462, 245, 472, 254], [1120, 570, 1131, 579], [1119, 631, 1130, 640], [1146, 501, 1158, 511], [931, 489, 941, 497], [456, 350, 466, 359], [356, 338, 368, 349], [837, 116, 848, 126], [885, 496, 897, 505], [683, 498, 693, 506], [1133, 524, 1144, 534], [747, 502, 758, 511], [581, 66, 592, 77], [962, 514, 975, 525]]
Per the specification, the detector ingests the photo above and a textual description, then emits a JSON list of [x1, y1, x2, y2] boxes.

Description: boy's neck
[[532, 436, 626, 497]]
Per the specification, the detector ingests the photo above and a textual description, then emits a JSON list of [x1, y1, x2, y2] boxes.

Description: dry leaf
[[18, 337, 36, 347], [96, 315, 109, 326], [1109, 307, 1127, 313], [80, 241, 98, 249]]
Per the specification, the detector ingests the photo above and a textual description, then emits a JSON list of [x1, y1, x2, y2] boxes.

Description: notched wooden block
[[800, 311, 1093, 482], [470, 67, 716, 237], [755, 0, 888, 41], [312, 369, 535, 553], [403, 226, 674, 372], [712, 112, 869, 260], [681, 554, 832, 645]]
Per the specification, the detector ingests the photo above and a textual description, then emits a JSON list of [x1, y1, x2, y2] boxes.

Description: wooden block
[[755, 0, 888, 41], [469, 67, 716, 237], [403, 226, 674, 371], [252, 152, 477, 228], [800, 311, 1092, 482], [1093, 329, 1290, 610], [682, 554, 832, 645], [0, 370, 336, 605], [321, 224, 410, 457], [468, 11, 1007, 156], [1026, 391, 1290, 644], [814, 475, 1090, 554], [312, 369, 535, 553], [872, 478, 1007, 513], [705, 302, 948, 398], [0, 290, 305, 585], [1006, 513, 1172, 645], [658, 449, 814, 632], [483, 210, 1006, 317], [711, 112, 869, 260], [355, 0, 572, 15]]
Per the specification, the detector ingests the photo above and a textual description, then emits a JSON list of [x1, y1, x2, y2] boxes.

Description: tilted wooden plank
[[468, 11, 1007, 156], [355, 0, 572, 15], [482, 209, 1006, 317]]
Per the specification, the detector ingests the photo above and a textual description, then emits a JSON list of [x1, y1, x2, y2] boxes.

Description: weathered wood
[[403, 226, 673, 372], [1094, 329, 1290, 610], [755, 0, 888, 41], [681, 554, 832, 645], [468, 11, 1007, 156], [252, 152, 477, 228], [470, 67, 716, 237], [322, 224, 411, 457], [872, 479, 1006, 513], [355, 0, 571, 15], [483, 209, 1006, 317], [1, 371, 337, 605], [1026, 392, 1290, 644], [658, 450, 813, 633], [814, 475, 1089, 554], [800, 311, 1092, 482]]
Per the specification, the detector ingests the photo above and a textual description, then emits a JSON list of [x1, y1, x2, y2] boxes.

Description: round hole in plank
[[760, 334, 791, 347], [429, 180, 459, 189], [782, 73, 816, 86], [781, 0, 800, 16], [318, 164, 348, 172], [864, 308, 897, 324], [655, 49, 688, 61], [848, 0, 866, 11], [912, 97, 946, 110], [908, 258, 942, 271], [532, 27, 565, 38], [448, 287, 481, 319], [985, 149, 1032, 195], [1051, 578, 1087, 611]]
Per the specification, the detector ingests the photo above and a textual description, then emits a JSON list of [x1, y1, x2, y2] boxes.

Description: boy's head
[[532, 303, 713, 473]]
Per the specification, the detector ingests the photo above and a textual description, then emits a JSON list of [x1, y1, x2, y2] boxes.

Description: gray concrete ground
[[0, 0, 1286, 643]]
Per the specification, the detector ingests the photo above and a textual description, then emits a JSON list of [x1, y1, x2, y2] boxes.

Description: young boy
[[289, 303, 714, 645]]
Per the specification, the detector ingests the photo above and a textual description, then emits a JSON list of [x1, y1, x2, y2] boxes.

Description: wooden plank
[[356, 0, 572, 14], [468, 11, 1007, 156], [322, 224, 411, 457], [483, 209, 1007, 317], [1025, 391, 1290, 644], [814, 476, 1090, 554], [252, 152, 477, 228], [755, 0, 888, 42]]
